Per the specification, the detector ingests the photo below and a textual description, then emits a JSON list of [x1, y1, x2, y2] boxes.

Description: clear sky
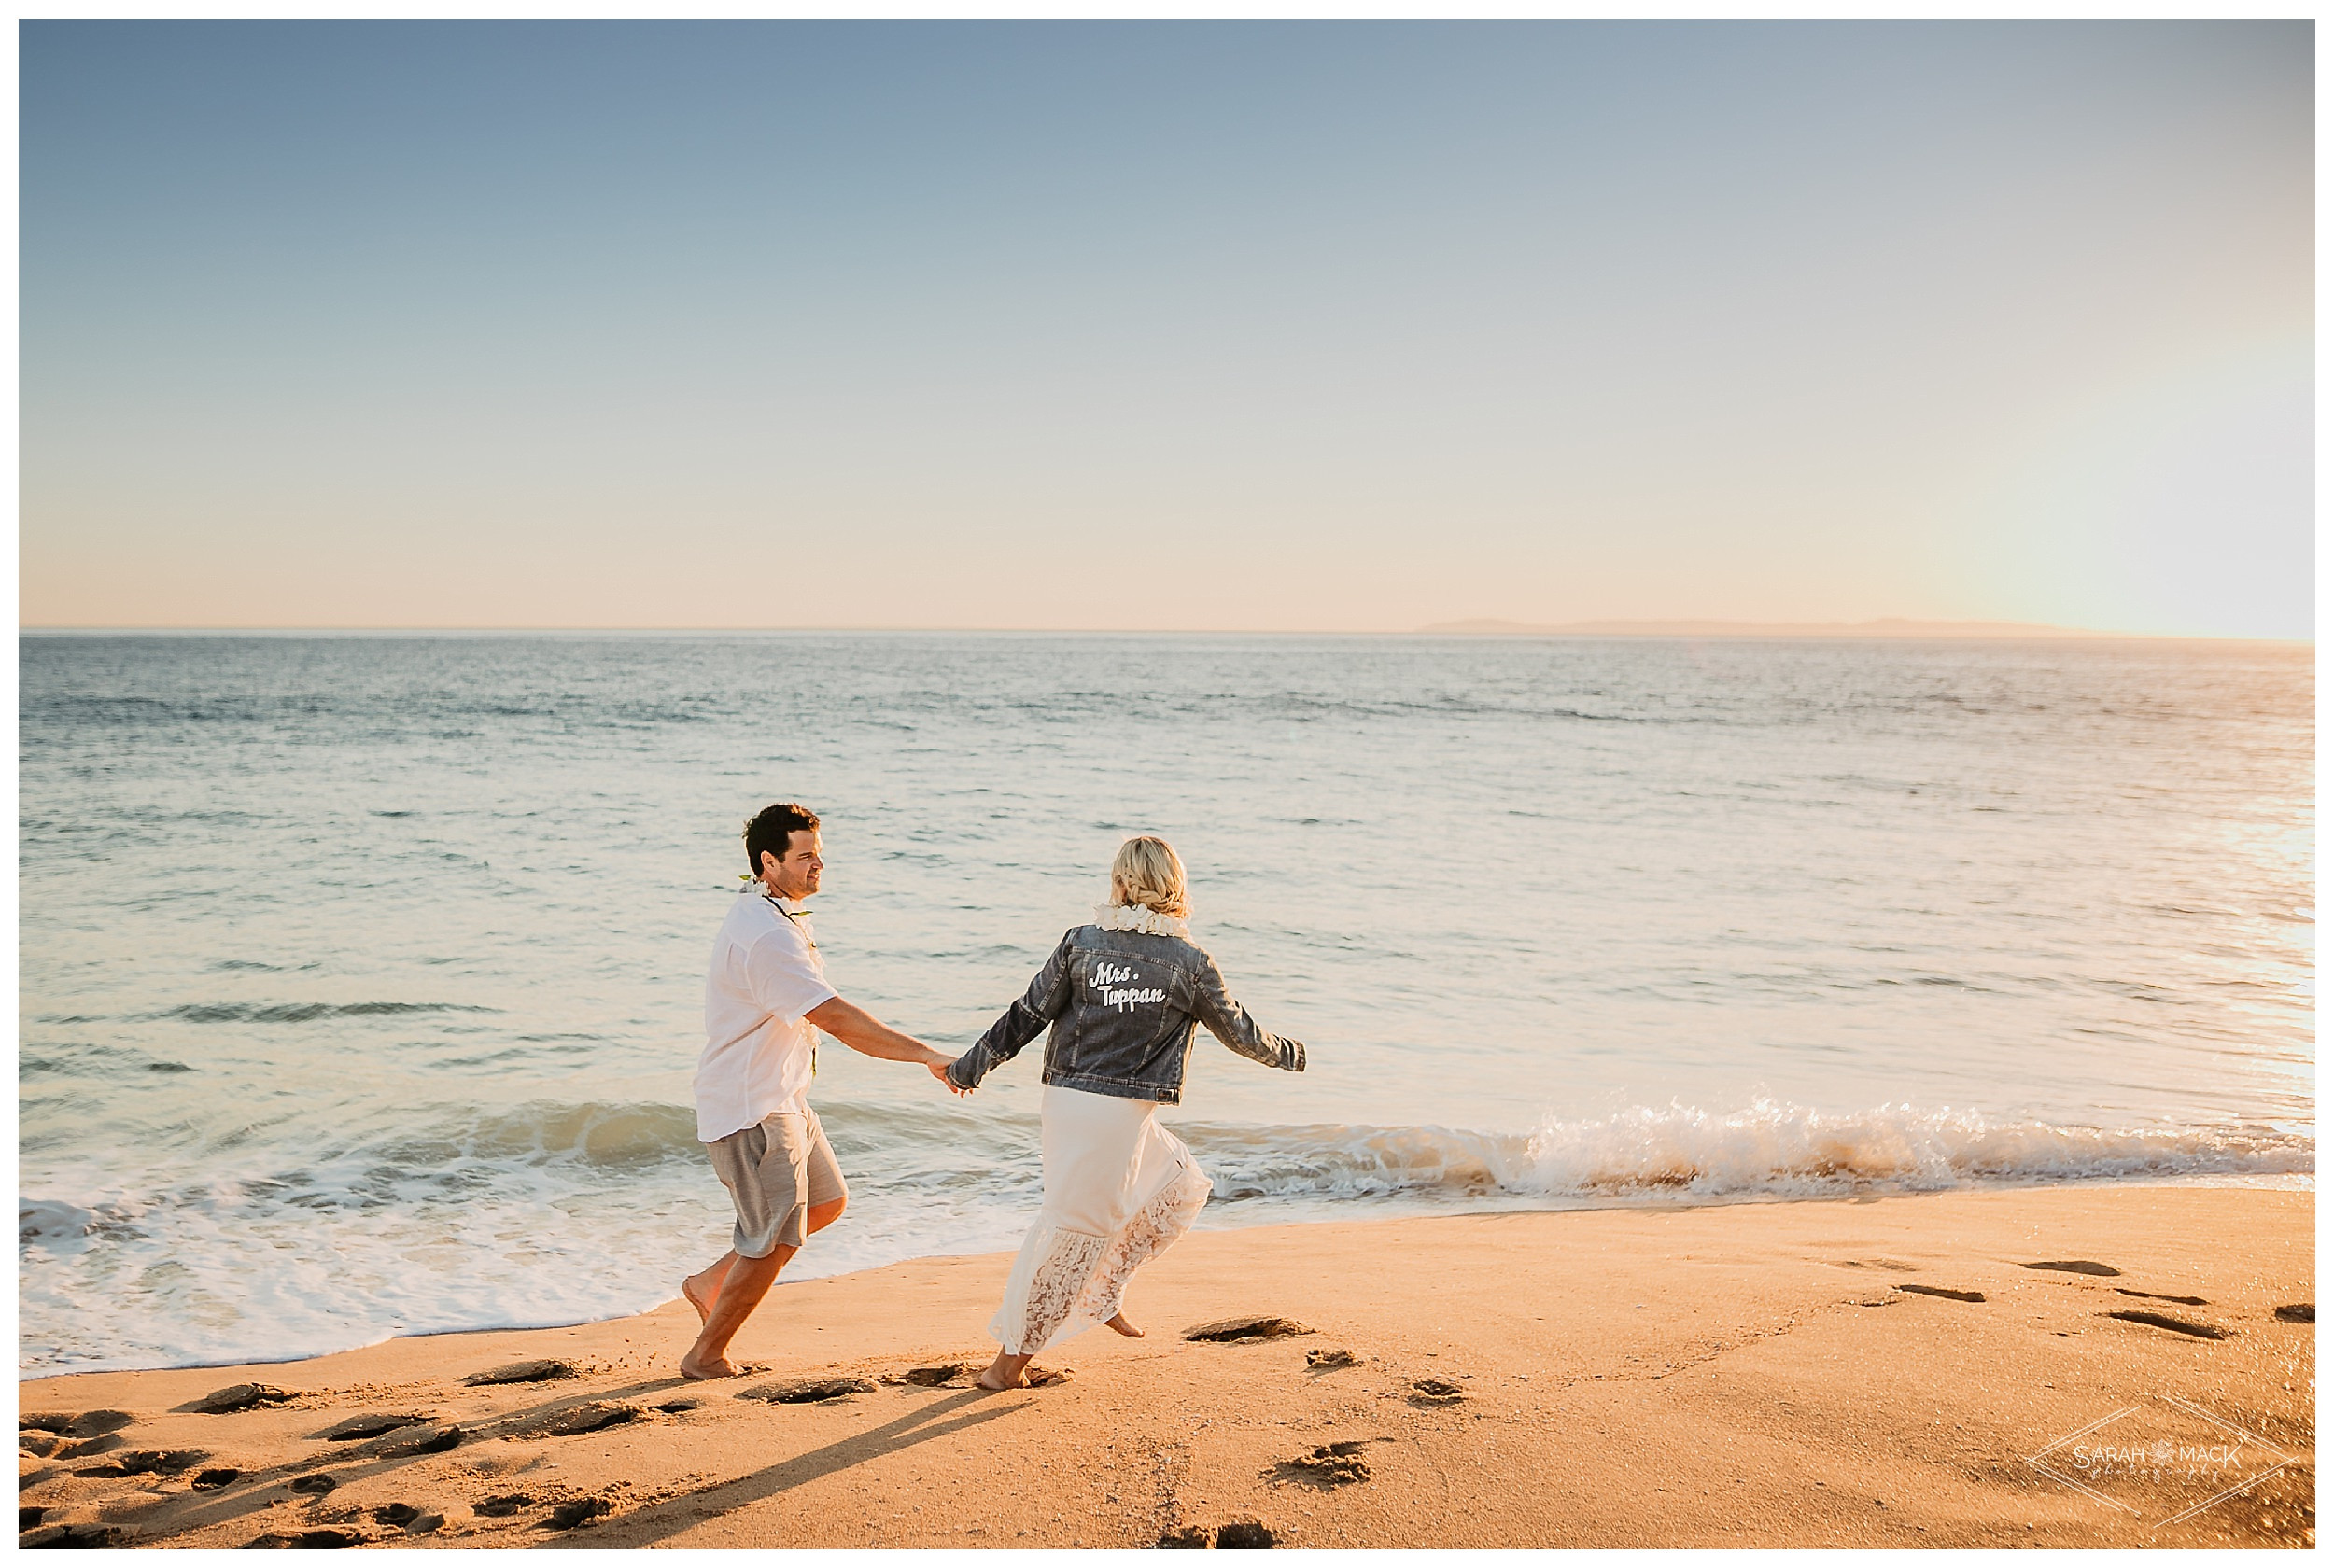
[[20, 21, 2313, 637]]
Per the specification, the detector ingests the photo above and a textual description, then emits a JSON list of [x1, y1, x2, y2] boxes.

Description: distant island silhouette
[[1417, 617, 2109, 638]]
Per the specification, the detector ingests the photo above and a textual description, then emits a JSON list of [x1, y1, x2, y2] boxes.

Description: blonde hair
[[1109, 835, 1188, 918]]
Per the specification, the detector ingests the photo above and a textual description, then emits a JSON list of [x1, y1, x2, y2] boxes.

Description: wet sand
[[18, 1184, 2313, 1548]]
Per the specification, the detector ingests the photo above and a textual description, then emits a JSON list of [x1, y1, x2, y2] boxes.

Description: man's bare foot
[[1103, 1312, 1144, 1337], [679, 1352, 741, 1380], [682, 1277, 716, 1325]]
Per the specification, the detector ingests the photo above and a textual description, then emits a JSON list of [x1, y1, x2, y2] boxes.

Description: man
[[680, 801, 957, 1379]]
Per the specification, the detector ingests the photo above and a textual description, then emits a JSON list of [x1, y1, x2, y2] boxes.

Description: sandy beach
[[19, 1183, 2313, 1549]]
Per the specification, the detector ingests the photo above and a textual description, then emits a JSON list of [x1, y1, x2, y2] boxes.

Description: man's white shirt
[[696, 889, 838, 1143]]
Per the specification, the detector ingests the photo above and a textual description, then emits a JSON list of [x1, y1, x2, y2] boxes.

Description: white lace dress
[[988, 1084, 1213, 1355]]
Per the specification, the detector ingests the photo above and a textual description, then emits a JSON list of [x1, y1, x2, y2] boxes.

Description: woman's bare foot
[[678, 1352, 740, 1380], [977, 1350, 1034, 1391], [1103, 1312, 1144, 1337]]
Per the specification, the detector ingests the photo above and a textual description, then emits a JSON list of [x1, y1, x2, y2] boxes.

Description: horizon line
[[14, 620, 2312, 644]]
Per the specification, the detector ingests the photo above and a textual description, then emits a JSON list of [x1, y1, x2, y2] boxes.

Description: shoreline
[[21, 1172, 2314, 1386], [19, 1183, 2313, 1548]]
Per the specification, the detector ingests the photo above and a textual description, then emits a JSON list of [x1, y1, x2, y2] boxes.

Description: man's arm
[[806, 996, 953, 1068]]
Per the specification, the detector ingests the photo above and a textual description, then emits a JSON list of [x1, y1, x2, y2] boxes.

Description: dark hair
[[743, 802, 821, 875]]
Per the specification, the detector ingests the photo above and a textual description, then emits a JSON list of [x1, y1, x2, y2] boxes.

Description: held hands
[[927, 1059, 972, 1098]]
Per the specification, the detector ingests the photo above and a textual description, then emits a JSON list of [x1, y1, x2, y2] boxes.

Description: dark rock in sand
[[242, 1528, 359, 1548], [21, 1522, 128, 1548], [461, 1359, 577, 1387], [1276, 1441, 1372, 1487], [190, 1385, 298, 1416], [1185, 1316, 1315, 1343], [287, 1475, 339, 1496], [2105, 1309, 2229, 1341], [1216, 1519, 1278, 1548], [1895, 1284, 1986, 1303], [2274, 1303, 2313, 1323], [739, 1377, 877, 1405], [322, 1414, 430, 1442], [472, 1493, 532, 1518], [1305, 1348, 1357, 1370], [1409, 1379, 1467, 1404], [1157, 1524, 1211, 1548], [546, 1497, 612, 1530], [192, 1469, 242, 1490], [2023, 1260, 2121, 1277]]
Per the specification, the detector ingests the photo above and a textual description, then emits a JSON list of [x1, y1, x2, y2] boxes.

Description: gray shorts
[[706, 1108, 848, 1258]]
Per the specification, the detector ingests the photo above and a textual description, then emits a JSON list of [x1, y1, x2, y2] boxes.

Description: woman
[[946, 835, 1307, 1391]]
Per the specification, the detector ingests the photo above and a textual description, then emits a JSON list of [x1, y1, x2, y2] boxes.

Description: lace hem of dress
[[1010, 1228, 1111, 1354], [1074, 1159, 1212, 1325]]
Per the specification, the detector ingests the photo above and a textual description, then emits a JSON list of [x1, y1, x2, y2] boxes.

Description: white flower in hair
[[1093, 903, 1190, 940]]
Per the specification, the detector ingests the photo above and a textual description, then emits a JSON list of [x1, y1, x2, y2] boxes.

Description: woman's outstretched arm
[[1190, 956, 1306, 1072], [946, 930, 1077, 1091]]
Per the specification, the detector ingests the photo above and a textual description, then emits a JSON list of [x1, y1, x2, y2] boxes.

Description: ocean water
[[18, 633, 2314, 1376]]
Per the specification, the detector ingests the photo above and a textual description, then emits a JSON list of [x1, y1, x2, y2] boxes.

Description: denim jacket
[[946, 925, 1305, 1104]]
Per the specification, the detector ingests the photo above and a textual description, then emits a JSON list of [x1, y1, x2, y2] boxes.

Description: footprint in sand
[[21, 1523, 130, 1548], [186, 1384, 299, 1415], [1894, 1284, 1986, 1303], [1408, 1379, 1466, 1406], [370, 1423, 464, 1457], [191, 1468, 241, 1490], [372, 1503, 442, 1533], [471, 1492, 534, 1518], [322, 1414, 432, 1442], [879, 1364, 972, 1388], [58, 1434, 127, 1461], [244, 1527, 361, 1548], [547, 1496, 612, 1530], [462, 1359, 577, 1388], [21, 1410, 134, 1439], [1305, 1349, 1357, 1371], [2104, 1309, 2228, 1341], [2023, 1260, 2121, 1277], [1272, 1440, 1374, 1488], [1159, 1519, 1278, 1548], [2115, 1288, 2209, 1306], [287, 1474, 339, 1496], [738, 1377, 877, 1406], [2274, 1303, 2313, 1323], [73, 1448, 209, 1478], [1185, 1316, 1315, 1344], [508, 1403, 640, 1438]]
